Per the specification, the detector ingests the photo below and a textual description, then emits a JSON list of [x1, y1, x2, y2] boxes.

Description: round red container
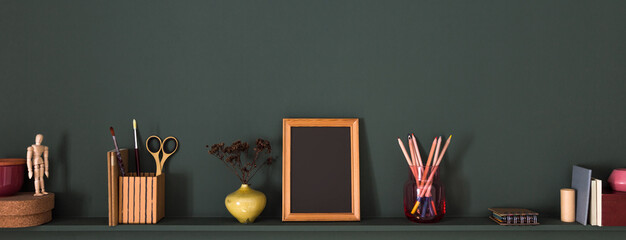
[[0, 158, 26, 197], [609, 168, 626, 192]]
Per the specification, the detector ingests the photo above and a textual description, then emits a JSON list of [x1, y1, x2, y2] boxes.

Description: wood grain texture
[[107, 153, 113, 226], [134, 175, 140, 223], [122, 176, 128, 224], [118, 176, 122, 224], [157, 174, 165, 222], [282, 118, 360, 222], [0, 158, 26, 166], [146, 175, 153, 224], [282, 120, 291, 221], [129, 176, 134, 223], [109, 149, 164, 225], [152, 174, 158, 223], [107, 149, 128, 226], [140, 175, 146, 224], [117, 174, 164, 224]]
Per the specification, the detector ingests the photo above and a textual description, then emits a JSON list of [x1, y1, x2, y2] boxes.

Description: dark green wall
[[1, 0, 625, 218]]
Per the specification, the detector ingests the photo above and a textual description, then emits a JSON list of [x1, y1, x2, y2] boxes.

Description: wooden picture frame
[[282, 118, 360, 221]]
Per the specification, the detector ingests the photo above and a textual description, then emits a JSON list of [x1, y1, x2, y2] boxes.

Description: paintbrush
[[110, 127, 126, 176], [133, 119, 140, 175]]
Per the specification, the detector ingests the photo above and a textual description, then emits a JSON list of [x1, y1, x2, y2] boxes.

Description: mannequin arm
[[27, 146, 33, 179], [44, 146, 49, 178]]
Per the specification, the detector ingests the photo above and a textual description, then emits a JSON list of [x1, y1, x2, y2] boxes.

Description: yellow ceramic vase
[[225, 184, 266, 224]]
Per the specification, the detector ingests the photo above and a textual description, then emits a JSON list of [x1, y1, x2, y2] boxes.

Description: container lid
[[0, 158, 26, 166]]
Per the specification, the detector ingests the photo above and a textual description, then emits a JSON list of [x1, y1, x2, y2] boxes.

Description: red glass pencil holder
[[403, 166, 445, 223]]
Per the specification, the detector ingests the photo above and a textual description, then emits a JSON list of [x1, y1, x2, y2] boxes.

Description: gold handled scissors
[[146, 135, 178, 176]]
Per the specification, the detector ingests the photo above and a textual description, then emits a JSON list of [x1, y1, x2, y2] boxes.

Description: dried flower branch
[[207, 138, 273, 184]]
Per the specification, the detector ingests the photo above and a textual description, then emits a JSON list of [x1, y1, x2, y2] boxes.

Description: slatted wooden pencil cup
[[107, 149, 165, 226], [119, 172, 165, 224]]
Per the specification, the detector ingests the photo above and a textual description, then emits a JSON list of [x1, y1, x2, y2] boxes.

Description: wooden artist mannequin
[[26, 134, 49, 196]]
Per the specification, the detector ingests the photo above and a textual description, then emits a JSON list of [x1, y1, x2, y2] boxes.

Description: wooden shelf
[[2, 217, 625, 232]]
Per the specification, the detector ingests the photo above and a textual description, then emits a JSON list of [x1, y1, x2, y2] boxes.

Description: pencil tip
[[449, 135, 452, 139]]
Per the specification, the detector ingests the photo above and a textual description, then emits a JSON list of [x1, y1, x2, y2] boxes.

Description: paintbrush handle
[[112, 136, 126, 176], [115, 150, 125, 176], [134, 148, 140, 175]]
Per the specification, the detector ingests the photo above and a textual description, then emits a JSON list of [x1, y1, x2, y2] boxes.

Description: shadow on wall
[[54, 132, 85, 216], [441, 134, 473, 217], [167, 172, 191, 217], [360, 119, 380, 217], [257, 160, 281, 218], [138, 124, 160, 173], [255, 133, 284, 218], [580, 162, 621, 183]]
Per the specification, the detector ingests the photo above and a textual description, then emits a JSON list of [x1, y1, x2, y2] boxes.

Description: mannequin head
[[35, 134, 43, 145]]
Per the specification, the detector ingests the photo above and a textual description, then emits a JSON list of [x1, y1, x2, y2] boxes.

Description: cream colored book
[[590, 178, 598, 226], [596, 178, 602, 227]]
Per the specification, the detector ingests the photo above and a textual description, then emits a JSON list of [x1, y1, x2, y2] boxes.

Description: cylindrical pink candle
[[561, 188, 576, 222]]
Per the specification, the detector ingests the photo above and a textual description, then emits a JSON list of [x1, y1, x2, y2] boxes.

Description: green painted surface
[[1, 0, 625, 223], [4, 231, 626, 240], [3, 217, 626, 232], [2, 218, 626, 239]]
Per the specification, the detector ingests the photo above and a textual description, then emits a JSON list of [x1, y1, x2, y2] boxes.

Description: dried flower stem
[[207, 139, 273, 184]]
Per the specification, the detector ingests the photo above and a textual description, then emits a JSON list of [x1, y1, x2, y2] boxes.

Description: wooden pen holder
[[119, 173, 164, 224], [107, 149, 165, 226]]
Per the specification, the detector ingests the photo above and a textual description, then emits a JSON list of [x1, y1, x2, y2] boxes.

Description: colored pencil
[[412, 137, 438, 214], [412, 135, 453, 215], [411, 134, 423, 167], [397, 138, 413, 167], [408, 134, 417, 167], [420, 137, 438, 187], [433, 136, 442, 167], [435, 135, 452, 166], [408, 134, 422, 186], [399, 137, 420, 181]]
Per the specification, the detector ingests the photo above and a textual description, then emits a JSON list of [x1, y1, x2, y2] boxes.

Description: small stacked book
[[488, 208, 539, 226]]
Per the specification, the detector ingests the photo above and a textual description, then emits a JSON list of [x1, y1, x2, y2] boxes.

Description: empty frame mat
[[282, 118, 360, 221], [292, 127, 351, 213]]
